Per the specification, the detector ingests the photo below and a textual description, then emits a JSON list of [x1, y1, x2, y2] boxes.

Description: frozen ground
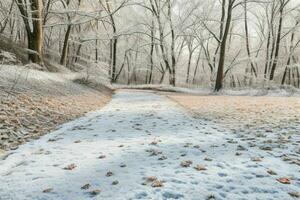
[[0, 90, 299, 200], [0, 65, 111, 150]]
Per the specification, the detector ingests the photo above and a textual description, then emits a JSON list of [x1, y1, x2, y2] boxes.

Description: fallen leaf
[[237, 145, 247, 151], [120, 163, 127, 168], [251, 157, 262, 162], [43, 188, 53, 193], [150, 141, 158, 145], [81, 184, 91, 190], [147, 176, 158, 182], [181, 160, 193, 167], [106, 171, 113, 177], [277, 178, 291, 184], [98, 155, 106, 159], [206, 194, 215, 200], [63, 164, 76, 170], [260, 146, 272, 151], [194, 164, 207, 171], [158, 155, 167, 160], [267, 169, 277, 175], [204, 157, 213, 161], [89, 189, 101, 196], [151, 180, 164, 187], [147, 149, 162, 156], [112, 180, 119, 185], [288, 191, 300, 198]]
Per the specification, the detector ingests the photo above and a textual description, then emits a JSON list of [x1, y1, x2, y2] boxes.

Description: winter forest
[[0, 0, 300, 200], [0, 0, 299, 90]]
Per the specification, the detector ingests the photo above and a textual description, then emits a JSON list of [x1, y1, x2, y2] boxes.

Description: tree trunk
[[60, 24, 72, 66], [186, 52, 193, 84], [244, 0, 257, 78], [269, 5, 284, 81], [215, 0, 233, 91], [168, 0, 176, 86], [16, 0, 44, 64], [148, 17, 155, 84]]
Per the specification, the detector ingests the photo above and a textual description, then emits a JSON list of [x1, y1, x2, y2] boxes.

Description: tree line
[[0, 0, 299, 91]]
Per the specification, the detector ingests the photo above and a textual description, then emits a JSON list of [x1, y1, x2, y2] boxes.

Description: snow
[[113, 84, 300, 97], [0, 90, 299, 200]]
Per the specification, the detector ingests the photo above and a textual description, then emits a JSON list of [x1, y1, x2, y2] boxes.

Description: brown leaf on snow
[[288, 191, 300, 198], [181, 160, 193, 167], [158, 155, 167, 160], [112, 180, 119, 185], [147, 149, 162, 156], [106, 171, 114, 177], [89, 189, 101, 196], [43, 188, 53, 193], [63, 163, 76, 170], [251, 157, 262, 162], [204, 157, 213, 162], [150, 141, 158, 145], [74, 140, 81, 143], [267, 169, 277, 176], [194, 164, 207, 171], [147, 176, 158, 182], [237, 145, 247, 151], [277, 178, 291, 184], [81, 184, 91, 190], [98, 155, 106, 159], [151, 180, 164, 188], [183, 143, 192, 148]]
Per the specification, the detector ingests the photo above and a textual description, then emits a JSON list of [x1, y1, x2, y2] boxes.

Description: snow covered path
[[0, 90, 299, 200]]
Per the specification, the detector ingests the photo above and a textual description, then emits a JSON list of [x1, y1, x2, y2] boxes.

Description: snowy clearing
[[0, 90, 299, 200]]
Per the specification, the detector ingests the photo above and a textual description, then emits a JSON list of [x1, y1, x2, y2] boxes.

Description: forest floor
[[0, 65, 112, 151], [0, 90, 299, 200]]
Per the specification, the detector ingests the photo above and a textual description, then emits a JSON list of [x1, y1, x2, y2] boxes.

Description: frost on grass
[[0, 91, 299, 200]]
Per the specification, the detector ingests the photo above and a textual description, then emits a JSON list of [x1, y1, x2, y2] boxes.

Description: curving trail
[[0, 90, 299, 200]]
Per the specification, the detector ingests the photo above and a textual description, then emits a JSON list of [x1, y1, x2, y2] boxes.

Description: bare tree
[[15, 0, 44, 64]]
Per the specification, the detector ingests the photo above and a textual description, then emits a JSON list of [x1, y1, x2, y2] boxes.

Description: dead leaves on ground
[[81, 184, 91, 190], [146, 149, 162, 156], [267, 169, 277, 176], [112, 180, 119, 185], [142, 176, 164, 188], [158, 155, 167, 160], [42, 188, 53, 193], [81, 184, 101, 197], [204, 157, 213, 162], [277, 177, 291, 184], [89, 189, 101, 197], [181, 160, 193, 167], [106, 171, 114, 177], [151, 180, 164, 187], [251, 157, 263, 162], [98, 155, 106, 159], [288, 191, 300, 198], [63, 163, 76, 170], [194, 164, 207, 171]]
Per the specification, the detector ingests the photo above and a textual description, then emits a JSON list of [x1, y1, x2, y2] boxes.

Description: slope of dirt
[[0, 65, 112, 151]]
